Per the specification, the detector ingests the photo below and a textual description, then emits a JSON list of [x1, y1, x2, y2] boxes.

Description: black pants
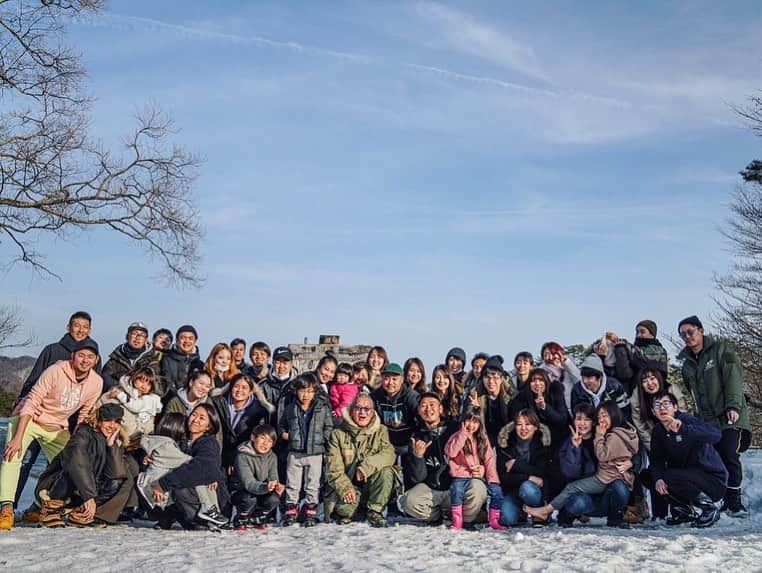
[[232, 491, 279, 518], [47, 472, 124, 507], [641, 468, 726, 505], [715, 429, 746, 490]]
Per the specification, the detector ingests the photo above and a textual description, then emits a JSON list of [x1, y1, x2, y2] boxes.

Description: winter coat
[[540, 359, 581, 412], [613, 338, 669, 395], [230, 441, 280, 496], [559, 435, 598, 482], [571, 376, 631, 420], [403, 420, 458, 491], [159, 345, 204, 396], [37, 424, 125, 501], [370, 384, 420, 448], [649, 412, 728, 485], [260, 371, 297, 427], [467, 379, 515, 445], [325, 409, 396, 500], [212, 390, 275, 468], [593, 426, 639, 488], [508, 382, 569, 446], [101, 344, 163, 392], [496, 422, 551, 493], [15, 360, 102, 431], [162, 389, 208, 418], [277, 397, 333, 456], [158, 434, 228, 506], [19, 334, 102, 400], [329, 382, 360, 418], [678, 335, 751, 432], [138, 435, 192, 508], [630, 383, 687, 451], [444, 428, 499, 484], [243, 363, 270, 384]]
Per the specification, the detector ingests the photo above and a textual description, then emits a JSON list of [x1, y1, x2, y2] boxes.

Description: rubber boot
[[488, 508, 507, 531], [449, 505, 463, 530]]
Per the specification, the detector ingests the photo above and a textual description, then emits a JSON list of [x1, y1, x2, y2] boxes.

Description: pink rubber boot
[[488, 508, 507, 530], [450, 505, 463, 530]]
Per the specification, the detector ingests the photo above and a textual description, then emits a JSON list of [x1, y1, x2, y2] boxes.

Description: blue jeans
[[450, 478, 503, 510], [564, 479, 629, 519], [500, 480, 543, 525]]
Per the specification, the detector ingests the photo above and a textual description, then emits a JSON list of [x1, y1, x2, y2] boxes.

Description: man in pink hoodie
[[0, 339, 103, 530]]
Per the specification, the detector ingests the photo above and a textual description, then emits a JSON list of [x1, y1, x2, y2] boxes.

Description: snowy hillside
[[2, 452, 762, 572]]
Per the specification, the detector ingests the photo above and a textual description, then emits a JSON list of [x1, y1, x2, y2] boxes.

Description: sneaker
[[301, 504, 318, 528], [0, 503, 14, 531], [666, 503, 697, 526], [692, 494, 721, 528], [282, 505, 299, 527], [367, 510, 388, 528], [197, 505, 228, 527]]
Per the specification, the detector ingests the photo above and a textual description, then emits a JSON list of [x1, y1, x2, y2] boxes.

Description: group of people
[[0, 312, 752, 534]]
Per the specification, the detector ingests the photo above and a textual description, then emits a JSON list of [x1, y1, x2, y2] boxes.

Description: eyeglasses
[[679, 327, 698, 340], [652, 400, 674, 410], [353, 406, 373, 413]]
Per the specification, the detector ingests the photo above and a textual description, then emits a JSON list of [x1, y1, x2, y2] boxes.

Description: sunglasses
[[652, 400, 674, 410], [353, 406, 373, 414], [679, 327, 699, 340]]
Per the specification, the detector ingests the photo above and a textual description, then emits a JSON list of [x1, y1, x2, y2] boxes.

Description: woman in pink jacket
[[445, 407, 506, 531]]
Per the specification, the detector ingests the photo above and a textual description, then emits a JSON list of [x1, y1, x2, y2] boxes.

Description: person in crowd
[[160, 325, 204, 396], [102, 365, 163, 443], [329, 362, 359, 418], [403, 357, 427, 393], [152, 329, 173, 352], [571, 355, 631, 419], [677, 315, 751, 517], [35, 403, 134, 528], [366, 346, 389, 390], [138, 412, 227, 527], [278, 374, 333, 527], [148, 403, 230, 530], [13, 310, 99, 516], [204, 342, 240, 396], [229, 424, 285, 530], [314, 354, 338, 392], [607, 320, 669, 395], [525, 402, 639, 527], [101, 322, 162, 392], [0, 339, 103, 530], [496, 409, 552, 526], [641, 390, 728, 528], [509, 351, 534, 393], [445, 347, 467, 390], [324, 394, 396, 528], [540, 342, 581, 412], [244, 341, 271, 383], [509, 368, 569, 446], [163, 370, 214, 417], [466, 355, 515, 446], [431, 364, 461, 422], [211, 373, 274, 472], [463, 352, 489, 392], [445, 407, 505, 531], [399, 393, 487, 525], [260, 347, 297, 427], [352, 361, 371, 392], [371, 363, 420, 456], [230, 338, 247, 371]]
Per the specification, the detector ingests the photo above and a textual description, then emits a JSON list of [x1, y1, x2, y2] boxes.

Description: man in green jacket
[[678, 315, 751, 517], [324, 394, 396, 527]]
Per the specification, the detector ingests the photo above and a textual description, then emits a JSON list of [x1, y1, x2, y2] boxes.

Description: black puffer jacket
[[212, 393, 274, 468], [496, 422, 552, 494], [403, 420, 457, 491], [159, 345, 204, 396], [508, 382, 569, 446], [370, 385, 420, 448], [277, 396, 334, 455]]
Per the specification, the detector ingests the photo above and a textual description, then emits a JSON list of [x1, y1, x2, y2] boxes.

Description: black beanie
[[176, 324, 198, 339], [99, 403, 124, 421], [678, 315, 703, 332], [636, 319, 657, 338]]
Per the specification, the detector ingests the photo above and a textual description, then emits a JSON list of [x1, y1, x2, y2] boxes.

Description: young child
[[444, 407, 506, 530], [230, 424, 285, 530], [278, 373, 334, 527], [524, 401, 639, 525], [138, 413, 228, 527], [105, 366, 162, 441], [329, 362, 359, 418]]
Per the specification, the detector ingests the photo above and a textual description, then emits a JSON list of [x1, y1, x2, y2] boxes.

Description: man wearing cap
[[0, 339, 103, 529], [371, 363, 420, 456], [159, 325, 204, 396], [101, 322, 163, 392], [446, 347, 467, 389], [261, 347, 298, 428], [607, 320, 669, 395], [677, 315, 751, 517], [400, 392, 487, 525]]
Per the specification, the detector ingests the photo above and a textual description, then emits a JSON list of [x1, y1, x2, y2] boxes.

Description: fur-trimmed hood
[[497, 421, 552, 449]]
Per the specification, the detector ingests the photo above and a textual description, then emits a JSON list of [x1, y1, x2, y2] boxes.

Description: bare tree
[[0, 0, 204, 286], [0, 304, 32, 349]]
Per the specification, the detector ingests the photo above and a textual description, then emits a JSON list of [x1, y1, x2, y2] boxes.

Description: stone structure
[[289, 335, 371, 373]]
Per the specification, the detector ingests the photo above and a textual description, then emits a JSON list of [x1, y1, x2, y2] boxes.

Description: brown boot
[[21, 503, 42, 525], [67, 506, 106, 528], [0, 503, 14, 531], [38, 491, 66, 529]]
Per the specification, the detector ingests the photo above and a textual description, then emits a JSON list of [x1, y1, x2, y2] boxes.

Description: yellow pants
[[0, 417, 70, 504]]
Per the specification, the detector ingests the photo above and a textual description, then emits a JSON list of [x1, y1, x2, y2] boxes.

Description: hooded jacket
[[444, 428, 499, 484], [261, 370, 297, 426], [159, 345, 204, 396], [163, 388, 209, 418], [571, 355, 630, 419], [613, 338, 669, 395], [496, 421, 552, 492], [370, 384, 420, 448], [593, 426, 639, 488], [277, 395, 333, 456], [630, 382, 687, 451], [101, 343, 163, 392], [230, 441, 280, 496], [403, 420, 458, 491]]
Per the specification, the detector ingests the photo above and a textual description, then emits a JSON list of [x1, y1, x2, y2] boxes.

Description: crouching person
[[35, 404, 134, 528], [324, 395, 396, 528], [641, 390, 727, 528], [230, 424, 285, 530]]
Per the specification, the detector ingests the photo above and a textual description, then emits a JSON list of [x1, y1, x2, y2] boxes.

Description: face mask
[[215, 364, 230, 373]]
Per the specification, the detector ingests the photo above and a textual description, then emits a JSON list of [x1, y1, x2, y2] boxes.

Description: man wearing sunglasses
[[677, 315, 751, 517]]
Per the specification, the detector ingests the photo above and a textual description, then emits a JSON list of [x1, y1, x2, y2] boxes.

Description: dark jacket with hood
[[571, 356, 631, 420], [508, 382, 569, 446], [403, 419, 458, 491], [212, 390, 275, 468], [101, 343, 163, 392], [370, 384, 420, 448], [159, 345, 204, 396], [261, 370, 297, 427], [277, 394, 334, 456], [496, 421, 552, 495], [613, 337, 669, 395], [230, 441, 279, 496]]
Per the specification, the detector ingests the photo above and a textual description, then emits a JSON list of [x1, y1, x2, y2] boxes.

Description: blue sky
[[3, 0, 761, 369]]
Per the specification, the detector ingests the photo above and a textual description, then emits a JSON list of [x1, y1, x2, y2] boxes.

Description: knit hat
[[678, 315, 703, 332], [471, 352, 490, 366], [382, 363, 404, 376], [176, 324, 198, 339], [72, 338, 99, 356], [446, 347, 467, 364], [579, 354, 604, 378], [636, 319, 658, 337], [127, 321, 149, 335], [273, 346, 293, 362], [98, 403, 124, 421], [482, 355, 506, 376]]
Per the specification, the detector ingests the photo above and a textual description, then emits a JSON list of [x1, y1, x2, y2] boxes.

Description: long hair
[[155, 412, 187, 443], [637, 368, 667, 423], [432, 364, 460, 419], [188, 402, 221, 437], [366, 346, 389, 371], [404, 357, 427, 393], [204, 342, 240, 383], [461, 407, 489, 462], [596, 401, 623, 431], [527, 368, 550, 399]]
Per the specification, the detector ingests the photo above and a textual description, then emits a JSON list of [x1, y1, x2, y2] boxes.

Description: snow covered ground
[[2, 417, 761, 572]]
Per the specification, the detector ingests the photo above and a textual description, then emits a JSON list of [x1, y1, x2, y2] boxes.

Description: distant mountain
[[0, 355, 35, 397]]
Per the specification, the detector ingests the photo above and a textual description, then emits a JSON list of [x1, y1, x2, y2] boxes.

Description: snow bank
[[3, 452, 762, 573]]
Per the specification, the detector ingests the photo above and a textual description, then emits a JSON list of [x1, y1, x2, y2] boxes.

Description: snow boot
[[691, 493, 721, 528], [0, 503, 14, 531], [38, 493, 66, 529], [367, 509, 388, 528], [197, 505, 228, 527], [556, 508, 574, 528], [722, 488, 749, 518], [282, 504, 299, 527], [449, 504, 463, 530], [488, 508, 507, 531], [666, 502, 696, 526], [21, 503, 42, 525], [301, 504, 318, 528]]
